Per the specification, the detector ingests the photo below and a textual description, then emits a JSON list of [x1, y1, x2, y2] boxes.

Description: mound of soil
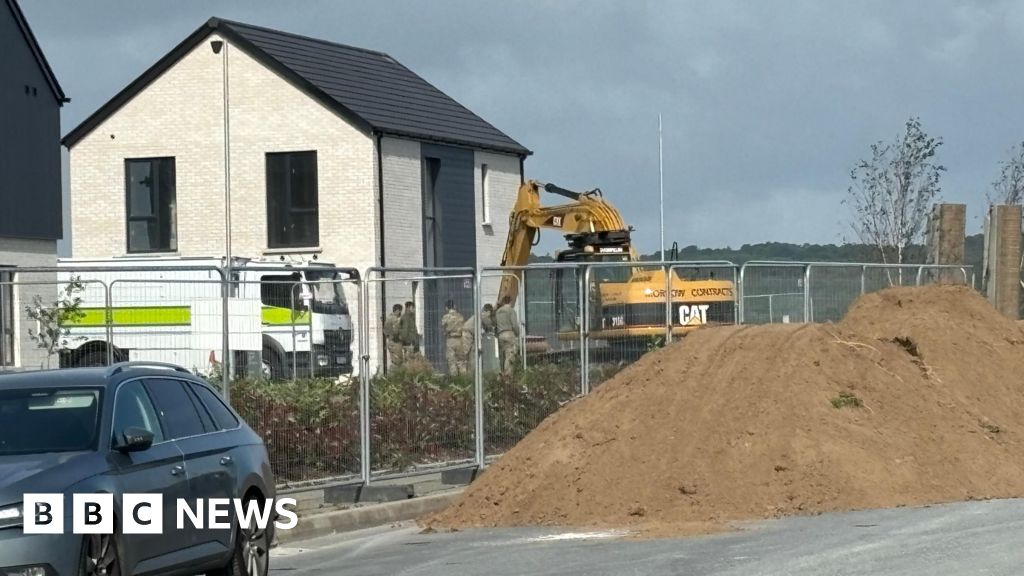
[[428, 285, 1024, 535]]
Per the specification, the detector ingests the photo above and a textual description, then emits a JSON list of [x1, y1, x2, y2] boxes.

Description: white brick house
[[63, 18, 529, 372]]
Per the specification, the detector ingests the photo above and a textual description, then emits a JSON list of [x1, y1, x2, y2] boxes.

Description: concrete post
[[984, 204, 1022, 319], [925, 203, 966, 284]]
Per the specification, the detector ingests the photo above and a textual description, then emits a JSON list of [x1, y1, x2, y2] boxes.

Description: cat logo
[[679, 304, 710, 325], [552, 216, 563, 227]]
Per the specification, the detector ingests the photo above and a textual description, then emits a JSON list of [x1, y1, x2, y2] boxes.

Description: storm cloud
[[22, 0, 1024, 254]]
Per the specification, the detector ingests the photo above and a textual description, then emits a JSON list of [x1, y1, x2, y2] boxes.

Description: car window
[[112, 380, 165, 445], [0, 387, 102, 455], [190, 383, 240, 430], [185, 385, 217, 433], [143, 379, 206, 439]]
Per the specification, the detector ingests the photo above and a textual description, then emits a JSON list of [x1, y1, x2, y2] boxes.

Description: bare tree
[[988, 142, 1024, 206], [846, 117, 945, 266]]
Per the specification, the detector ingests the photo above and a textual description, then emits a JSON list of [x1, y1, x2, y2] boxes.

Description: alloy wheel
[[81, 533, 119, 576], [242, 524, 269, 576]]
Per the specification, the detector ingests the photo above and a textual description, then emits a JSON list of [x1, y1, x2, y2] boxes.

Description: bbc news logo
[[22, 494, 298, 534]]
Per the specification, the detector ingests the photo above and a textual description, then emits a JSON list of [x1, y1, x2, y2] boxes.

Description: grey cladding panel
[[422, 143, 475, 269], [0, 1, 62, 240], [421, 143, 475, 369]]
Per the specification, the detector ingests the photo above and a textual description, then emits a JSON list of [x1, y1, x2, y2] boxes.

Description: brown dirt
[[426, 285, 1024, 536]]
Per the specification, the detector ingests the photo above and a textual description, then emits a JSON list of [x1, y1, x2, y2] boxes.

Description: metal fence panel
[[582, 261, 738, 390], [806, 264, 864, 323], [739, 262, 808, 324], [363, 268, 476, 481], [0, 260, 976, 491], [481, 265, 583, 461], [108, 276, 227, 375], [2, 272, 112, 371], [225, 271, 363, 488]]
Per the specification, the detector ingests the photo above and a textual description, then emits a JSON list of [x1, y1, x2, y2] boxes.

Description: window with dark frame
[[481, 163, 491, 225], [423, 157, 441, 267], [0, 269, 13, 367], [267, 151, 319, 248], [125, 157, 177, 253]]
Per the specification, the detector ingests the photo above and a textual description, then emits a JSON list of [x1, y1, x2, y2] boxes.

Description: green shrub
[[223, 361, 581, 484], [229, 378, 360, 484]]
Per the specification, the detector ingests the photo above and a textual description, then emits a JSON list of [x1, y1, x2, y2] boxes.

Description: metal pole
[[221, 41, 233, 386], [582, 265, 591, 395], [664, 264, 672, 344], [731, 265, 739, 325], [860, 265, 866, 295], [474, 268, 485, 469], [104, 280, 114, 365], [659, 113, 665, 260], [222, 43, 232, 272], [359, 278, 371, 485], [520, 271, 527, 371], [803, 264, 812, 323], [290, 283, 299, 381], [219, 268, 230, 400], [738, 263, 747, 324], [577, 266, 586, 396], [769, 294, 774, 324]]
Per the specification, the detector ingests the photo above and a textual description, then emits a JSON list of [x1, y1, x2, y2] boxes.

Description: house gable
[[68, 30, 376, 261], [64, 17, 529, 157], [3, 0, 67, 105]]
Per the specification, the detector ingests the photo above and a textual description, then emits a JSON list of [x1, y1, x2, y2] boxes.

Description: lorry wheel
[[79, 350, 110, 368], [261, 347, 284, 380]]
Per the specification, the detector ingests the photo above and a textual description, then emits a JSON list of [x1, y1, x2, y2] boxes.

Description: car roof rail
[[107, 361, 192, 376]]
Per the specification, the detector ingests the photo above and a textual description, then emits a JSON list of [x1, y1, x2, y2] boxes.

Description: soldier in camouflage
[[494, 296, 520, 377], [398, 301, 420, 359], [382, 304, 404, 367], [441, 300, 466, 375], [460, 304, 494, 375]]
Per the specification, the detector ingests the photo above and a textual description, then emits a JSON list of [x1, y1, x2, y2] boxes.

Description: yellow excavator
[[497, 180, 735, 350]]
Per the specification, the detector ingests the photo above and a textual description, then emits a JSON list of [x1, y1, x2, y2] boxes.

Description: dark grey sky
[[22, 0, 1024, 254]]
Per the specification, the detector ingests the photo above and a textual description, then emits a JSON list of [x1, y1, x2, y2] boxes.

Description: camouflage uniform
[[494, 303, 520, 376], [398, 309, 420, 358], [383, 311, 403, 367], [442, 308, 466, 375], [460, 309, 495, 375]]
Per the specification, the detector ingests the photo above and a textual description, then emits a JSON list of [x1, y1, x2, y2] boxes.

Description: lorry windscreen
[[305, 271, 349, 315]]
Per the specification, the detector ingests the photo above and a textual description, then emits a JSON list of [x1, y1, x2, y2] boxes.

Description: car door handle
[[170, 465, 184, 476], [220, 456, 233, 466]]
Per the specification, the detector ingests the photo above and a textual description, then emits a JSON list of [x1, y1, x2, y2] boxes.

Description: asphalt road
[[272, 499, 1024, 576]]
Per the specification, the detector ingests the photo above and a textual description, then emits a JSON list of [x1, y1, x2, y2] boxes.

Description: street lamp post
[[211, 39, 232, 393]]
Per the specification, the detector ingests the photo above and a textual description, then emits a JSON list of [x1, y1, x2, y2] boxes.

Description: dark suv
[[0, 363, 275, 576]]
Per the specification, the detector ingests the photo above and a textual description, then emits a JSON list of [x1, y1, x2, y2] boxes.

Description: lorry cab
[[241, 264, 354, 378]]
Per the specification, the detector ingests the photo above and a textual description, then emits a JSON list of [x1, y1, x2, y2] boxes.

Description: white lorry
[[56, 257, 356, 378]]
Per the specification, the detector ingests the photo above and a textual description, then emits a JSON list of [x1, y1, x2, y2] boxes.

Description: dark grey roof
[[64, 17, 529, 155], [6, 0, 68, 104]]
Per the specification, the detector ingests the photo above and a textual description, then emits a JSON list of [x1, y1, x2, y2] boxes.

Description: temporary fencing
[[0, 259, 974, 490]]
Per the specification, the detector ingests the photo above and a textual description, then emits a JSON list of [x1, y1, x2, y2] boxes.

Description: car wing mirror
[[115, 426, 154, 453]]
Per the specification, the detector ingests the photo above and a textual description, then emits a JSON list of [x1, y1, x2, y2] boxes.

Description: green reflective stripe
[[67, 306, 192, 327], [262, 306, 310, 326]]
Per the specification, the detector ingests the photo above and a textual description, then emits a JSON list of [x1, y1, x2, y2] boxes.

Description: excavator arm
[[497, 180, 633, 306]]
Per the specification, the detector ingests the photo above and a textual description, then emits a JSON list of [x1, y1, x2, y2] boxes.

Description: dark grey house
[[0, 0, 68, 368]]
